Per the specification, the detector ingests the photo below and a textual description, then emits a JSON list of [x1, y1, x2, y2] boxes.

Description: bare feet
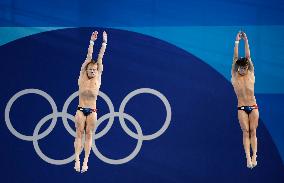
[[252, 155, 257, 168], [74, 160, 80, 172], [81, 159, 88, 173], [246, 156, 253, 169]]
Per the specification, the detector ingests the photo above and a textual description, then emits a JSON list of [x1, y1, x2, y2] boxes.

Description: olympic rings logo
[[5, 88, 172, 165]]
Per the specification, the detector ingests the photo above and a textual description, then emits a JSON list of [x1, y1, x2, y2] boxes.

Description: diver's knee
[[242, 129, 249, 137], [76, 129, 84, 138], [85, 130, 93, 140], [250, 129, 257, 137]]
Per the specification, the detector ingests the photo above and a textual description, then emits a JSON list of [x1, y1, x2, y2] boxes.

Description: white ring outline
[[33, 112, 80, 165], [92, 112, 143, 165], [5, 89, 58, 141], [5, 88, 172, 165], [119, 88, 172, 140]]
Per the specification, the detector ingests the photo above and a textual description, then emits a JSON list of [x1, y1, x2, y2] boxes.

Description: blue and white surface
[[0, 0, 283, 182]]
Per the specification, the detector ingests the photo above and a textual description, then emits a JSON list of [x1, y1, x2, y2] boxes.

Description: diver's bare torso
[[78, 73, 101, 108], [232, 71, 256, 106]]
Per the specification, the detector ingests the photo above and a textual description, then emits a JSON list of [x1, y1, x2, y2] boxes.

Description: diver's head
[[236, 57, 249, 76], [86, 61, 98, 79]]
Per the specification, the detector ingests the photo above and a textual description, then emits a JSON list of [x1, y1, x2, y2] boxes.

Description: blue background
[[0, 0, 283, 182]]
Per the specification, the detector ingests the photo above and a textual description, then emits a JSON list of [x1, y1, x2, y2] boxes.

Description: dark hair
[[236, 57, 249, 67]]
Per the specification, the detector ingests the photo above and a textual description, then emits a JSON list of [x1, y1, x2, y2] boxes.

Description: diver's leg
[[74, 111, 86, 172], [238, 110, 252, 168], [249, 109, 259, 167], [82, 112, 96, 172]]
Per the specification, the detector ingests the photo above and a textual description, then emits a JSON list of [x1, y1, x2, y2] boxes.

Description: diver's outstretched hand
[[91, 31, 98, 41], [103, 31, 107, 43]]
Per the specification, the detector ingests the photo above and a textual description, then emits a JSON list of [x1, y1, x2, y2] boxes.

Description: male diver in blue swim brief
[[77, 107, 97, 116], [238, 105, 258, 115], [74, 31, 108, 173], [231, 31, 259, 169]]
